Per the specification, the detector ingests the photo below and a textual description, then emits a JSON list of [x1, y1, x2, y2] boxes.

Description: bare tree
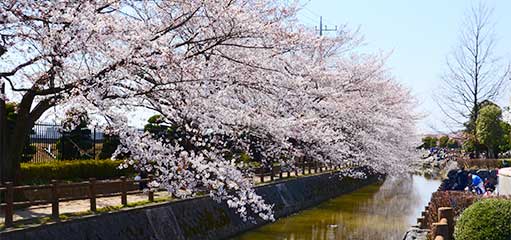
[[438, 2, 510, 141]]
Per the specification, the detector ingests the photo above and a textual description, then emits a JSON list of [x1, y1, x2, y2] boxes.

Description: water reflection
[[231, 175, 440, 240]]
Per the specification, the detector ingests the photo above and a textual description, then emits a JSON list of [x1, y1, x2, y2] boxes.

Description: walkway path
[[0, 191, 171, 224]]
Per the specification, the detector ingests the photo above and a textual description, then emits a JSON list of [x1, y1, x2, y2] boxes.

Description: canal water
[[231, 175, 440, 240]]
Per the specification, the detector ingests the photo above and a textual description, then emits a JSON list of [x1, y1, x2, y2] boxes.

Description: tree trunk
[[473, 101, 480, 159], [2, 90, 53, 182], [0, 83, 8, 182], [6, 116, 34, 182], [488, 147, 495, 159]]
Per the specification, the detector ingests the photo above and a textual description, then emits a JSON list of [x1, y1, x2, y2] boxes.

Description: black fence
[[29, 123, 105, 163]]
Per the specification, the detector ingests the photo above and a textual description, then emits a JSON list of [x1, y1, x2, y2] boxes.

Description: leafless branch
[[437, 2, 510, 134]]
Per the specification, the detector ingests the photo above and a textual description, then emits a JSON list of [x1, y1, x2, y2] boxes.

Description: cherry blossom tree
[[1, 0, 417, 220]]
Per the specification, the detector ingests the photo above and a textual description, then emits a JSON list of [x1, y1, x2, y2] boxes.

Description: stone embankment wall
[[1, 170, 380, 240], [402, 226, 429, 240]]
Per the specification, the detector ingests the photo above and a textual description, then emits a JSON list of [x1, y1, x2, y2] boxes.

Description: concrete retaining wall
[[1, 171, 380, 240]]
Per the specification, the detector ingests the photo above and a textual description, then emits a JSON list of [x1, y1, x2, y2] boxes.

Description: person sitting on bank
[[468, 173, 486, 195], [451, 169, 468, 191]]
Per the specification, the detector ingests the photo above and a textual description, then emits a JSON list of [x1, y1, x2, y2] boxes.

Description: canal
[[231, 175, 440, 240]]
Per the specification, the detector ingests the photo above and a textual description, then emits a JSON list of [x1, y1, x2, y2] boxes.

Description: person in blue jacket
[[468, 173, 485, 195]]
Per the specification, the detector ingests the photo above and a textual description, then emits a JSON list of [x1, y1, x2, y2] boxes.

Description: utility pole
[[316, 16, 337, 36]]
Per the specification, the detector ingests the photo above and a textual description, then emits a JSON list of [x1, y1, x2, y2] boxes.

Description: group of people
[[450, 169, 497, 195], [426, 147, 459, 162]]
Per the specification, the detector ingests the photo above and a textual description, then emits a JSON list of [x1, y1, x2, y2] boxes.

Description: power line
[[298, 12, 318, 24], [300, 6, 337, 35], [297, 12, 318, 26], [304, 7, 320, 18], [302, 7, 336, 25]]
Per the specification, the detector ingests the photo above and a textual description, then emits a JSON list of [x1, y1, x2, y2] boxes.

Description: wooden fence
[[255, 163, 338, 183], [431, 207, 454, 240], [29, 123, 106, 163], [0, 176, 154, 228], [416, 205, 429, 229], [417, 206, 454, 240], [1, 163, 337, 228]]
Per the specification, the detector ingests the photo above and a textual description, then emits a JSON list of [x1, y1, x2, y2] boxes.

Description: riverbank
[[405, 158, 504, 240], [1, 169, 380, 240], [415, 155, 457, 179]]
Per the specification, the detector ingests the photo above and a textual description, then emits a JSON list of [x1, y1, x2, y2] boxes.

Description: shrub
[[19, 159, 133, 184], [439, 136, 450, 148], [457, 158, 508, 169], [454, 198, 511, 240], [20, 144, 36, 163], [447, 139, 459, 149], [98, 134, 121, 159], [421, 136, 438, 149]]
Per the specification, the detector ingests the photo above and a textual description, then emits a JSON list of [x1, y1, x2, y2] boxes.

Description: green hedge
[[457, 158, 511, 169], [20, 159, 134, 184], [454, 198, 511, 240]]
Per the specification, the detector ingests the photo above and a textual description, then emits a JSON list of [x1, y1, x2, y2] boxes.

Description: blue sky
[[297, 0, 511, 134]]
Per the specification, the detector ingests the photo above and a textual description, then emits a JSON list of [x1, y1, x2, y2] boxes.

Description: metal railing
[[28, 123, 104, 163]]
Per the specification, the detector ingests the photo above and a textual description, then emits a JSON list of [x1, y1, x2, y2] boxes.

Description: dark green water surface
[[231, 175, 440, 240]]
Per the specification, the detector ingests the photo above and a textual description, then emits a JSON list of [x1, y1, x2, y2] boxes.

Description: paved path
[[0, 191, 171, 224]]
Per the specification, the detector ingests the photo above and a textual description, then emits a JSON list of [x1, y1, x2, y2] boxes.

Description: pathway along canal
[[231, 175, 440, 240]]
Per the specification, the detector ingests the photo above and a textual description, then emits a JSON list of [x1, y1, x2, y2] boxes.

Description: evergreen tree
[[57, 110, 93, 160], [98, 134, 121, 160], [476, 105, 504, 158], [438, 136, 449, 148]]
